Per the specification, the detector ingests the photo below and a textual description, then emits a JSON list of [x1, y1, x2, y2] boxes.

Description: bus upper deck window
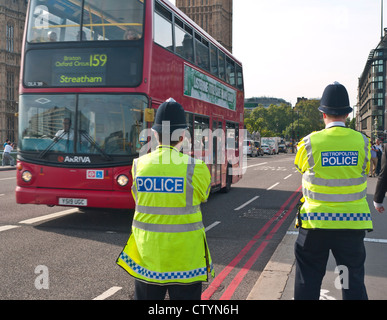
[[27, 0, 144, 42]]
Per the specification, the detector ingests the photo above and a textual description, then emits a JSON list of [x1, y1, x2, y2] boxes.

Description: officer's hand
[[375, 205, 385, 213]]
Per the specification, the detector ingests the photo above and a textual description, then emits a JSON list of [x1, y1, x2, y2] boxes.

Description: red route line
[[202, 185, 302, 300], [219, 191, 302, 300]]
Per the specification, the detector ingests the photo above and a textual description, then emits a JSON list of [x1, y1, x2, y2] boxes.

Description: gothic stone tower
[[176, 0, 233, 53], [0, 0, 27, 144]]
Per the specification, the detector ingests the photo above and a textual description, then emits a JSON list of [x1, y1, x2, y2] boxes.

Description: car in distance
[[254, 141, 264, 156], [261, 144, 272, 155], [243, 140, 258, 157], [278, 143, 287, 153]]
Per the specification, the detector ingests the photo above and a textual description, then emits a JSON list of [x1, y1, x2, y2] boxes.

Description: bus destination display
[[52, 53, 108, 86], [24, 47, 143, 88]]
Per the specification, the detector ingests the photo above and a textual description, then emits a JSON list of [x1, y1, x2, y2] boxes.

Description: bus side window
[[210, 44, 218, 77], [236, 64, 244, 90], [218, 51, 226, 81], [195, 33, 209, 71], [183, 113, 194, 154], [226, 56, 235, 86], [175, 19, 193, 62], [193, 115, 210, 155], [154, 2, 173, 50]]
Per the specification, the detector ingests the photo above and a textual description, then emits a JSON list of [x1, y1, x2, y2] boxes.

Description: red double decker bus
[[16, 0, 244, 209]]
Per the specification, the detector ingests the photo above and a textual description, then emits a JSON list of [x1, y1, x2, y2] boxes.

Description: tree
[[244, 99, 324, 141], [244, 103, 293, 137], [346, 118, 356, 130]]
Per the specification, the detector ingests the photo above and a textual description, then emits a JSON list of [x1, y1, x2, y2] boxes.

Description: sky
[[170, 0, 384, 108]]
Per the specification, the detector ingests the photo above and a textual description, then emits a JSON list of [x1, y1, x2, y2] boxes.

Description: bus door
[[211, 118, 223, 187]]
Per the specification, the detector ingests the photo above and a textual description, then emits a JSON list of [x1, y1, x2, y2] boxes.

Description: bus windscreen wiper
[[79, 130, 112, 161], [38, 131, 67, 158]]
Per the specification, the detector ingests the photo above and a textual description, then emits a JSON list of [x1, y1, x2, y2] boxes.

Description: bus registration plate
[[59, 198, 88, 206]]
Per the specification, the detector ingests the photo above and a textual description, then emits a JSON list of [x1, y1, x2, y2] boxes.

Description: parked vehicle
[[278, 144, 287, 153], [254, 141, 264, 156], [261, 137, 280, 154], [261, 144, 272, 155], [243, 140, 258, 157]]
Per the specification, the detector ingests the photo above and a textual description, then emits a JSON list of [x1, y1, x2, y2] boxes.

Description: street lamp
[[291, 105, 295, 153]]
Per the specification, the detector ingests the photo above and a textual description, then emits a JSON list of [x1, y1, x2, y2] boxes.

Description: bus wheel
[[221, 166, 232, 193]]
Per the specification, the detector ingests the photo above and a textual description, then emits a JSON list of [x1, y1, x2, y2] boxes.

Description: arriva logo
[[63, 156, 91, 163]]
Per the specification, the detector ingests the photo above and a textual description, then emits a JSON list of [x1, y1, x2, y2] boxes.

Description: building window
[[7, 72, 15, 101], [6, 114, 15, 142], [6, 23, 14, 52], [361, 118, 368, 130]]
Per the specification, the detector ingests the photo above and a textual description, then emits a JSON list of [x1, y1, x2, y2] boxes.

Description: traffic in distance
[[244, 137, 289, 157]]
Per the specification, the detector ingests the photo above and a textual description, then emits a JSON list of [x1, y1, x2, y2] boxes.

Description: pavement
[[247, 217, 387, 300], [0, 165, 16, 171]]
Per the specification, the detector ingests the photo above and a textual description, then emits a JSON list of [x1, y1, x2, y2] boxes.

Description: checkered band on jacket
[[119, 252, 211, 281]]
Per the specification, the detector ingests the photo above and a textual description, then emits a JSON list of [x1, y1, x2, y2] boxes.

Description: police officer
[[294, 82, 373, 300], [117, 98, 214, 300], [374, 142, 387, 212]]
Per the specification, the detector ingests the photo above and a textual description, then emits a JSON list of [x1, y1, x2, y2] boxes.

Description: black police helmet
[[152, 98, 188, 133], [318, 82, 353, 116]]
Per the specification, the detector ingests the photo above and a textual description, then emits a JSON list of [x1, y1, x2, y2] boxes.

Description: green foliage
[[244, 99, 325, 140], [345, 117, 356, 129]]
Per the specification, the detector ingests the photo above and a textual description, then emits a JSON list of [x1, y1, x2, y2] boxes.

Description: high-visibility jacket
[[295, 125, 373, 230], [117, 145, 214, 284]]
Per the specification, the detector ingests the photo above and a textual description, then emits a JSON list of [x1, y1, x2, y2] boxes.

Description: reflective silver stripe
[[132, 158, 138, 177], [186, 159, 196, 208], [302, 174, 367, 187], [206, 183, 211, 196], [135, 205, 200, 215], [132, 220, 204, 233], [131, 158, 138, 202], [362, 134, 370, 175], [303, 187, 367, 202], [303, 135, 315, 170]]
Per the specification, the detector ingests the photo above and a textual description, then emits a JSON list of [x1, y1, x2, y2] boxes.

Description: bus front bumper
[[15, 186, 135, 209]]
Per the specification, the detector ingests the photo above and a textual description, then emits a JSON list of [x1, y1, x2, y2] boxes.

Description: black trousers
[[134, 280, 202, 300], [294, 228, 368, 300]]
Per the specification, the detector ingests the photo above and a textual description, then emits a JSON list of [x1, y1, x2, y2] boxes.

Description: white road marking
[[244, 162, 268, 169], [205, 221, 221, 232], [287, 231, 387, 244], [234, 196, 259, 211], [93, 286, 122, 300], [284, 174, 292, 180], [0, 225, 20, 233], [364, 238, 387, 244], [19, 208, 78, 225], [267, 182, 280, 190], [319, 289, 336, 300], [0, 177, 16, 181]]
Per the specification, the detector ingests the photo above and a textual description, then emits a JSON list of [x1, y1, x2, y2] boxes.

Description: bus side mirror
[[144, 108, 154, 122]]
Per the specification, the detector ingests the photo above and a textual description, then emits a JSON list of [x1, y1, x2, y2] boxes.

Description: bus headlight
[[22, 170, 32, 182], [117, 174, 129, 187]]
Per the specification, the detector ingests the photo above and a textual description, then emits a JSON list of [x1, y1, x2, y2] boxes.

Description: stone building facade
[[0, 0, 27, 145], [175, 0, 233, 53], [357, 29, 387, 141]]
